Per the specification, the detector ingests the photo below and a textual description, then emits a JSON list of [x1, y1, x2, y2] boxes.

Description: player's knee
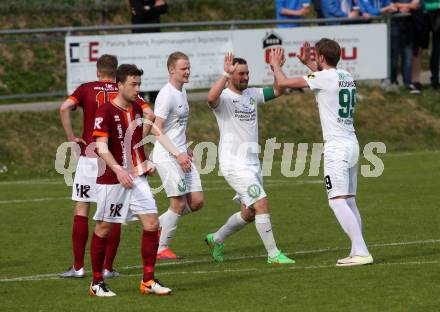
[[143, 217, 159, 231], [94, 222, 113, 238], [241, 209, 255, 222], [252, 197, 269, 214], [74, 202, 90, 217], [189, 199, 204, 211]]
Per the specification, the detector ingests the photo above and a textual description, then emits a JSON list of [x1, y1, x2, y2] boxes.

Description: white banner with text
[[66, 23, 387, 93]]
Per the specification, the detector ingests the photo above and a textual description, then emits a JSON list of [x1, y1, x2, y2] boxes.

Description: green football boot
[[205, 233, 224, 262], [267, 251, 296, 265]]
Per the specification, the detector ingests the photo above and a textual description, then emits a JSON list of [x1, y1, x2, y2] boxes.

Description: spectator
[[129, 0, 168, 33], [409, 3, 429, 94], [321, 0, 360, 19], [357, 0, 397, 17], [313, 0, 326, 18], [388, 0, 420, 90], [425, 0, 440, 89], [276, 0, 312, 27], [129, 0, 168, 103]]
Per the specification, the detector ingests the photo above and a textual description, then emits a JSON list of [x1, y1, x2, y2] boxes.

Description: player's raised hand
[[269, 47, 284, 68], [116, 168, 134, 189], [224, 52, 238, 75], [298, 41, 311, 65], [177, 152, 192, 172]]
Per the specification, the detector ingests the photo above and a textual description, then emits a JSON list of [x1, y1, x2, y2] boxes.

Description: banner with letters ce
[[66, 23, 387, 93]]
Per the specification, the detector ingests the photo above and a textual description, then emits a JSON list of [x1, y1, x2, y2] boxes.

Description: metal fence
[[0, 15, 402, 101]]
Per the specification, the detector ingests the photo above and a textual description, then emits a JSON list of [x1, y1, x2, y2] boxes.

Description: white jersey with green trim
[[152, 82, 189, 162], [212, 87, 265, 169], [303, 68, 357, 142]]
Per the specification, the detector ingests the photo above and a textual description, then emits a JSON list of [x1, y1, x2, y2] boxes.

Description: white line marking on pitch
[[0, 238, 439, 283], [0, 197, 70, 204], [0, 180, 322, 205]]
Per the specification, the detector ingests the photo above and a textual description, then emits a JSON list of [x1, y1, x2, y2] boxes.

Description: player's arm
[[150, 117, 192, 172], [270, 47, 310, 89], [207, 52, 238, 109], [323, 0, 348, 17], [59, 97, 86, 145], [95, 136, 133, 189], [142, 106, 155, 137]]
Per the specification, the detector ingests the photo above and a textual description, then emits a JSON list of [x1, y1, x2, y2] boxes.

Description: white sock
[[158, 208, 180, 253], [181, 204, 192, 216], [213, 212, 247, 243], [255, 214, 279, 258], [329, 199, 369, 257], [346, 197, 362, 230]]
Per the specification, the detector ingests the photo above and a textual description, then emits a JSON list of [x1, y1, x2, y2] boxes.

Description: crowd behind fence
[[0, 0, 438, 100]]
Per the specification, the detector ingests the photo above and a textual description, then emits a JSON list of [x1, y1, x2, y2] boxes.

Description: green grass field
[[0, 151, 439, 311]]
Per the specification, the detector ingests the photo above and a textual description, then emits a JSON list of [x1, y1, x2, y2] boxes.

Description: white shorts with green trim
[[155, 159, 203, 197], [222, 164, 266, 208], [323, 138, 359, 199]]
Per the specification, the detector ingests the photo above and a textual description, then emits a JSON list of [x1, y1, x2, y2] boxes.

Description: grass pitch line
[[0, 180, 322, 205], [2, 260, 439, 283], [0, 196, 70, 204], [1, 238, 439, 283]]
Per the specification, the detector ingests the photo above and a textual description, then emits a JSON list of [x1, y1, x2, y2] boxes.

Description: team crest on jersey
[[338, 72, 345, 80], [307, 73, 315, 79], [114, 115, 120, 122], [247, 184, 261, 198], [177, 179, 187, 193]]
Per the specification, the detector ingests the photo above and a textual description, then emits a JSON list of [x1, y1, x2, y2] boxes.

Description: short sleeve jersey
[[69, 81, 150, 156], [303, 68, 356, 141], [92, 100, 148, 184], [152, 82, 189, 161], [212, 87, 265, 168], [68, 81, 118, 156]]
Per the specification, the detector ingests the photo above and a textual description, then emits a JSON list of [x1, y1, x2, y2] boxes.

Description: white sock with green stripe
[[255, 214, 279, 258], [213, 212, 247, 243]]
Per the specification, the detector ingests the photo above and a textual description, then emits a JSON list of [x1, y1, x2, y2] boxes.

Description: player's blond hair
[[167, 51, 189, 71], [97, 54, 118, 78]]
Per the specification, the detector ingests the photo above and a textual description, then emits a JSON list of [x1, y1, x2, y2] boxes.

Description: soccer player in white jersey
[[151, 51, 204, 260], [270, 38, 373, 266], [204, 53, 295, 265]]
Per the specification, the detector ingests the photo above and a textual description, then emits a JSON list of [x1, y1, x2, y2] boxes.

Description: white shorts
[[222, 164, 266, 208], [94, 176, 157, 223], [71, 156, 98, 202], [323, 138, 359, 199], [155, 160, 203, 197]]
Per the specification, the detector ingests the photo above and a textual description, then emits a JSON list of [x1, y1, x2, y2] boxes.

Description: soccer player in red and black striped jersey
[[89, 64, 171, 297], [59, 55, 155, 279]]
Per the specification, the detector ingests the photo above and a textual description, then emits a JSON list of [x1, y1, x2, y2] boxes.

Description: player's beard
[[236, 80, 248, 91], [123, 92, 137, 104]]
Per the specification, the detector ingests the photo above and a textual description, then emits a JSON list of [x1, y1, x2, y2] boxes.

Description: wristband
[[222, 71, 231, 79]]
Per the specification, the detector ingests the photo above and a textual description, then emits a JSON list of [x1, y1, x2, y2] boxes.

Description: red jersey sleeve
[[68, 84, 87, 110], [136, 95, 150, 111], [92, 105, 110, 138]]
